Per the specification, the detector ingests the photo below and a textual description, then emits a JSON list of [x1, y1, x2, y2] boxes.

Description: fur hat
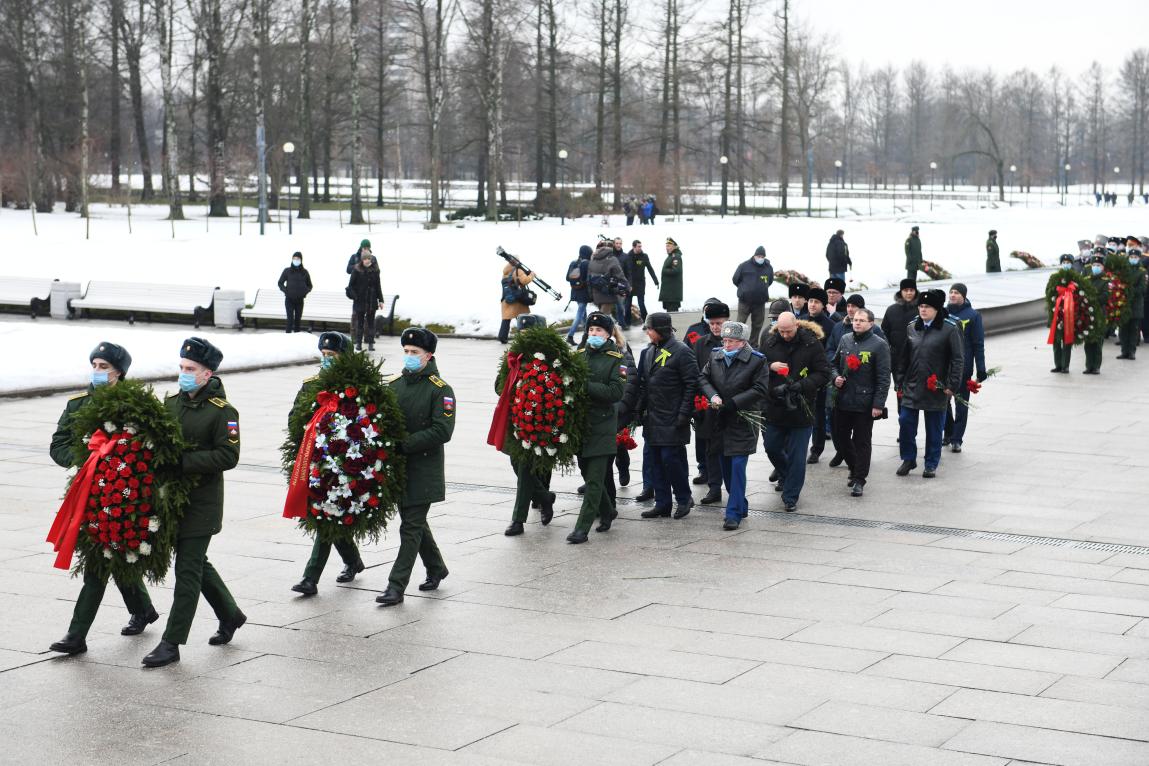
[[807, 287, 829, 304], [644, 312, 674, 335], [720, 321, 750, 341], [918, 289, 946, 312], [823, 277, 846, 293], [400, 327, 438, 353], [899, 278, 918, 291], [703, 301, 731, 320], [788, 283, 810, 299], [90, 342, 132, 377], [318, 332, 353, 354], [180, 337, 223, 371], [1059, 254, 1075, 264], [586, 311, 615, 334]]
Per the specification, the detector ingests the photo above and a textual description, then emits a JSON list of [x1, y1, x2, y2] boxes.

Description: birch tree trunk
[[298, 0, 313, 217], [349, 0, 365, 223], [157, 0, 183, 219]]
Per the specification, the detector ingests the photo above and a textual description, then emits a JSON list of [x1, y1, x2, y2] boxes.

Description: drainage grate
[[442, 480, 1149, 557]]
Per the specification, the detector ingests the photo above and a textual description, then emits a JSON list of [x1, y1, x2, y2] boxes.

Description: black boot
[[142, 640, 180, 668], [566, 529, 589, 544], [49, 634, 87, 655], [851, 482, 864, 497], [634, 487, 655, 502], [504, 522, 524, 536], [376, 585, 404, 606], [291, 578, 318, 596], [418, 570, 448, 592], [596, 509, 618, 533], [768, 468, 780, 482], [121, 605, 160, 636], [896, 460, 917, 476], [539, 492, 555, 526], [576, 484, 586, 495], [692, 475, 709, 485], [640, 506, 671, 519], [208, 611, 247, 646], [336, 560, 365, 583], [699, 489, 722, 505], [828, 454, 844, 468], [618, 467, 630, 486], [673, 500, 693, 519]]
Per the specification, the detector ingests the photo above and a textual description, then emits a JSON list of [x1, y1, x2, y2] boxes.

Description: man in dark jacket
[[565, 245, 593, 345], [986, 230, 1001, 272], [346, 239, 372, 274], [691, 301, 731, 504], [804, 288, 837, 464], [825, 295, 885, 466], [830, 309, 891, 497], [760, 313, 831, 511], [347, 251, 383, 351], [698, 321, 769, 530], [904, 226, 922, 280], [826, 230, 852, 281], [943, 283, 987, 453], [622, 312, 698, 519], [659, 238, 684, 311], [732, 246, 774, 346], [624, 239, 659, 321], [278, 251, 313, 333], [824, 277, 847, 318], [881, 279, 919, 369], [788, 283, 810, 318], [894, 289, 963, 479]]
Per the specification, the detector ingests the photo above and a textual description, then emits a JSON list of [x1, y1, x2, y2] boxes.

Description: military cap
[[1058, 254, 1075, 264], [918, 289, 946, 312], [788, 283, 810, 299], [911, 225, 920, 232], [989, 229, 997, 236], [703, 301, 732, 320], [89, 341, 132, 377], [1091, 254, 1107, 265], [666, 237, 678, 248], [318, 332, 352, 354], [400, 326, 438, 353], [824, 277, 846, 293], [180, 337, 223, 371], [720, 321, 750, 341], [586, 311, 615, 334]]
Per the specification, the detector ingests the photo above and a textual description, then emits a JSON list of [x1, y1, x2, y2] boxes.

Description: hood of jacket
[[593, 244, 615, 261], [892, 290, 918, 306], [767, 318, 825, 342]]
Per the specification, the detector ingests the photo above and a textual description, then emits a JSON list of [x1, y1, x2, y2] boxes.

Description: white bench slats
[[241, 289, 399, 335], [70, 281, 217, 327], [0, 276, 55, 318]]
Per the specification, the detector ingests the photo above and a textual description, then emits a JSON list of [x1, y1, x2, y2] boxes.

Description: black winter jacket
[[698, 346, 770, 455], [588, 245, 625, 305], [896, 315, 964, 411], [566, 257, 591, 303], [826, 234, 852, 273], [625, 248, 659, 294], [880, 292, 918, 365], [760, 321, 831, 428], [691, 331, 724, 438], [732, 258, 774, 305], [278, 264, 313, 300], [622, 336, 699, 446], [347, 262, 383, 310], [830, 329, 892, 413]]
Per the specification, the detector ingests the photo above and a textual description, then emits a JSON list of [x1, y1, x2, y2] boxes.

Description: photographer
[[588, 240, 626, 321], [498, 261, 536, 344]]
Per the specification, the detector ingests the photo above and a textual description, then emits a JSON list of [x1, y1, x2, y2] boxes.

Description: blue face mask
[[1060, 263, 1073, 271], [1091, 264, 1104, 276], [1130, 258, 1141, 267], [177, 372, 200, 392], [90, 371, 110, 387], [320, 355, 334, 369], [403, 354, 424, 372], [587, 335, 607, 349], [723, 348, 739, 360], [292, 259, 302, 267]]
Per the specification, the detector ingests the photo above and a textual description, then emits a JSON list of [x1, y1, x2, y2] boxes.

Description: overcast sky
[[785, 0, 1139, 74]]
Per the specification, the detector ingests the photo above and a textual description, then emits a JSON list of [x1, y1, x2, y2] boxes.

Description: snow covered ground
[[1, 198, 1145, 343]]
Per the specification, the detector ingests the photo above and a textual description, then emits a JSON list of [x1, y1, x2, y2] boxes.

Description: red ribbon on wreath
[[283, 391, 340, 519], [1047, 282, 1077, 346], [487, 352, 522, 451], [47, 429, 116, 570]]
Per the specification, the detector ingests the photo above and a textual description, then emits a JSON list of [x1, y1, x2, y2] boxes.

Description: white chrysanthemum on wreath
[[103, 549, 113, 559], [534, 446, 542, 455], [104, 422, 117, 433], [139, 542, 152, 555], [124, 425, 138, 435], [563, 377, 571, 386], [553, 359, 562, 368], [126, 551, 138, 564], [564, 395, 573, 403], [546, 447, 557, 456], [559, 434, 569, 444], [533, 352, 546, 360], [521, 440, 531, 449], [148, 518, 160, 532]]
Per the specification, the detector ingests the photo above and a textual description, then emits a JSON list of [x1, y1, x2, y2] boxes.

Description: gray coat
[[896, 315, 964, 411], [698, 346, 770, 456], [588, 246, 625, 305], [830, 329, 892, 413]]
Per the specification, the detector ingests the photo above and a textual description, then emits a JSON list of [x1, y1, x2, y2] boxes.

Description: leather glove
[[771, 384, 789, 399], [787, 381, 803, 394], [675, 414, 690, 429], [976, 370, 988, 383], [724, 397, 740, 413]]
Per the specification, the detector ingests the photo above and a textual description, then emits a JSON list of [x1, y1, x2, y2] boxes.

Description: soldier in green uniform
[[659, 237, 684, 312], [142, 337, 245, 668], [567, 312, 626, 544], [986, 230, 1001, 273], [376, 328, 454, 606], [1084, 253, 1110, 374], [904, 226, 922, 281], [1117, 244, 1147, 361], [48, 343, 159, 656], [1050, 255, 1078, 373], [290, 332, 367, 596]]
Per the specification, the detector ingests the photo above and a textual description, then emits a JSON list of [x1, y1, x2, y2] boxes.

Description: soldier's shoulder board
[[606, 350, 623, 358], [302, 375, 319, 384], [384, 373, 402, 384], [208, 396, 230, 408], [576, 347, 587, 354], [68, 391, 89, 401], [944, 316, 960, 327], [751, 350, 766, 358], [428, 374, 447, 388]]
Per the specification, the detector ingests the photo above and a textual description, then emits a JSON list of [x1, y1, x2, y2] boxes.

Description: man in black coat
[[825, 230, 852, 281], [732, 246, 774, 345], [622, 312, 698, 519], [346, 251, 383, 351], [760, 313, 831, 511], [691, 301, 731, 505], [625, 240, 660, 321], [881, 279, 919, 370], [830, 308, 891, 497], [804, 288, 837, 465], [278, 251, 313, 333]]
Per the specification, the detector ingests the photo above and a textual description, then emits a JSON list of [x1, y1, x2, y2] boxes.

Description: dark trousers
[[510, 457, 552, 523], [352, 306, 377, 347], [704, 436, 723, 492], [162, 535, 239, 645], [302, 538, 362, 582], [285, 297, 304, 333], [737, 302, 766, 349], [626, 215, 635, 226], [498, 319, 512, 344], [833, 409, 874, 485], [763, 425, 812, 506], [631, 293, 649, 321], [387, 503, 446, 591], [1084, 341, 1103, 371], [641, 442, 653, 490], [944, 386, 971, 446], [67, 567, 152, 638], [828, 407, 846, 457], [615, 297, 630, 329], [907, 268, 917, 281], [1052, 336, 1072, 370], [899, 407, 945, 471], [809, 388, 829, 457], [662, 302, 680, 312], [720, 454, 749, 521], [575, 454, 616, 532], [648, 444, 691, 508], [614, 444, 630, 490], [1120, 319, 1141, 357]]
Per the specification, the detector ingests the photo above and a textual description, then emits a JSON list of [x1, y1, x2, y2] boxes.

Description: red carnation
[[345, 386, 358, 398], [365, 403, 377, 415], [139, 516, 150, 528], [143, 451, 153, 460], [367, 496, 380, 507], [926, 373, 940, 392], [127, 539, 141, 549], [966, 379, 982, 394], [136, 462, 147, 472], [143, 475, 153, 485], [115, 443, 128, 456], [128, 478, 140, 489], [342, 515, 354, 525], [845, 354, 861, 371]]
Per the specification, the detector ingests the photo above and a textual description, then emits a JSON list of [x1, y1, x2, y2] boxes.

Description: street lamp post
[[929, 161, 937, 211], [1009, 164, 1016, 205], [558, 149, 568, 225], [719, 155, 728, 217], [1063, 162, 1071, 206], [834, 160, 842, 217], [283, 141, 295, 235]]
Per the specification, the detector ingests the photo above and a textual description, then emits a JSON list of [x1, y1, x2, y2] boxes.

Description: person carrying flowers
[[830, 309, 891, 497]]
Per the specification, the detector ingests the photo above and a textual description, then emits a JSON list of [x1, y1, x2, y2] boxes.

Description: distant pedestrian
[[825, 229, 852, 281], [346, 239, 372, 274], [347, 250, 383, 351], [732, 246, 774, 346], [986, 230, 1001, 273], [647, 196, 659, 225], [659, 237, 684, 312], [277, 251, 312, 333], [623, 197, 638, 226], [904, 226, 922, 281], [640, 197, 653, 225]]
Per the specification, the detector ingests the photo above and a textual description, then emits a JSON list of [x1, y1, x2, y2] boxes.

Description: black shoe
[[1084, 369, 1100, 375], [828, 454, 844, 468], [1117, 354, 1132, 360], [847, 476, 856, 488], [641, 506, 671, 519], [635, 487, 655, 502], [577, 484, 586, 495], [49, 633, 87, 655], [806, 453, 820, 465], [851, 483, 864, 497], [673, 500, 693, 519], [896, 460, 917, 476], [1059, 368, 1070, 374], [768, 468, 780, 482], [121, 605, 159, 636], [375, 586, 404, 606], [618, 468, 630, 486], [722, 518, 740, 531], [1050, 367, 1064, 373], [922, 468, 936, 478], [418, 570, 448, 591], [504, 522, 524, 536], [941, 437, 951, 447], [783, 501, 797, 512], [142, 640, 180, 668], [950, 443, 962, 453], [699, 489, 722, 505], [368, 344, 375, 351], [336, 560, 365, 583], [291, 578, 318, 596], [208, 611, 247, 646], [566, 530, 589, 544], [596, 510, 618, 533], [692, 475, 709, 485], [539, 492, 555, 526], [355, 344, 363, 351]]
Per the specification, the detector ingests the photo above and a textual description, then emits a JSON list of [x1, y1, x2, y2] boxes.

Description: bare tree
[[610, 0, 625, 207], [400, 0, 453, 223], [118, 0, 153, 199], [904, 60, 930, 188], [156, 0, 183, 218], [1081, 61, 1107, 192], [1119, 50, 1149, 194], [349, 0, 364, 223], [790, 25, 834, 198], [958, 70, 1006, 200], [108, 0, 123, 192], [297, 0, 313, 217]]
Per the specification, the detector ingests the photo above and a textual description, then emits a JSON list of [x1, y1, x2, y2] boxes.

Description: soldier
[[788, 283, 810, 318], [698, 322, 769, 530], [894, 290, 963, 479], [1050, 255, 1079, 373], [943, 284, 987, 453], [986, 230, 1001, 273], [905, 225, 923, 281], [376, 328, 454, 605], [659, 238, 684, 312], [830, 309, 891, 497], [1083, 253, 1110, 374], [691, 301, 731, 505], [567, 312, 626, 544], [622, 312, 698, 519], [143, 337, 245, 668], [290, 332, 367, 596], [1117, 243, 1147, 361], [48, 343, 159, 656]]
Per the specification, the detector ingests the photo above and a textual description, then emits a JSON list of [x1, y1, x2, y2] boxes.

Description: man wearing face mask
[[1050, 255, 1080, 373], [278, 251, 313, 333], [376, 328, 454, 605], [289, 333, 366, 596], [143, 338, 244, 667], [732, 246, 774, 347], [47, 343, 160, 657], [1083, 253, 1110, 374], [1117, 244, 1147, 361]]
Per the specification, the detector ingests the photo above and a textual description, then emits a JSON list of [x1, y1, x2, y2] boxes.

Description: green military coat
[[51, 387, 96, 468], [164, 376, 240, 539], [659, 248, 684, 304], [1129, 265, 1147, 321], [986, 238, 1001, 272], [1088, 273, 1110, 331], [905, 235, 922, 273], [578, 342, 625, 458], [392, 358, 455, 506]]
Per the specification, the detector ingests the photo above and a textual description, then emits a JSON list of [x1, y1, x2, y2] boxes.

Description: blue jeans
[[616, 297, 630, 328], [567, 302, 588, 339], [763, 425, 812, 506], [899, 407, 945, 470], [648, 444, 691, 508], [720, 455, 749, 521], [829, 272, 846, 282]]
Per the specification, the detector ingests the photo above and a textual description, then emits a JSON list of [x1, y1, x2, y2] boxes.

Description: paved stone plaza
[[2, 326, 1148, 765]]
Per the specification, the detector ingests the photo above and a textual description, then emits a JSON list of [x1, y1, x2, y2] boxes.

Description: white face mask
[[292, 258, 302, 267], [754, 256, 765, 265]]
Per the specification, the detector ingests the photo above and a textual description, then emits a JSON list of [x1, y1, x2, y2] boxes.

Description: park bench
[[240, 289, 400, 336], [0, 277, 54, 318], [69, 281, 218, 328]]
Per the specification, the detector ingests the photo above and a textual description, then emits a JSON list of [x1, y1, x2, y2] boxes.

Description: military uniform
[[905, 229, 922, 281], [659, 241, 684, 312], [1085, 258, 1110, 373], [1118, 256, 1147, 360], [986, 232, 1001, 273], [570, 331, 626, 542]]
